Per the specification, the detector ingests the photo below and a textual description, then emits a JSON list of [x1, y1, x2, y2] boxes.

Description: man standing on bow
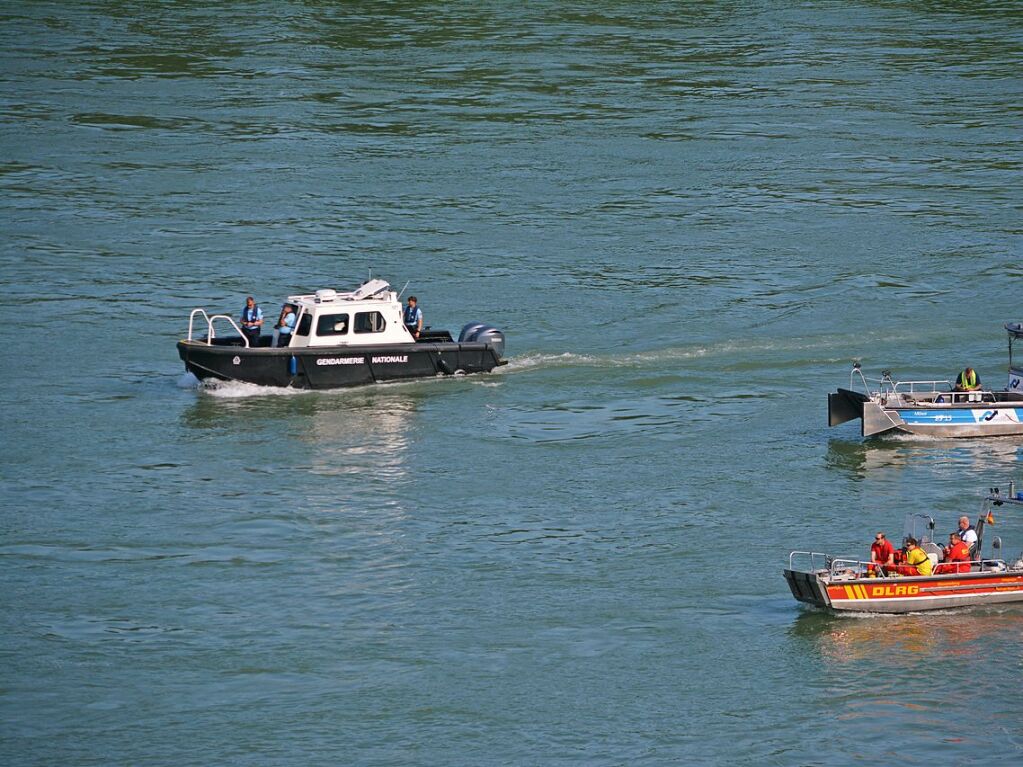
[[241, 296, 263, 346]]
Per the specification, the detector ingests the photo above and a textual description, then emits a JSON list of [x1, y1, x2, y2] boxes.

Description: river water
[[2, 2, 1022, 765]]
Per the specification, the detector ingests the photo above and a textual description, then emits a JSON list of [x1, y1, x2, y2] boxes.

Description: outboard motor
[[474, 326, 505, 359], [458, 322, 488, 342], [458, 321, 505, 359]]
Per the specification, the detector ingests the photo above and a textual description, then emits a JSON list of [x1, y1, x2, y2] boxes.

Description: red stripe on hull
[[824, 573, 1023, 612]]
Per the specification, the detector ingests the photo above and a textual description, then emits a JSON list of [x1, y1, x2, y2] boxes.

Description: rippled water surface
[[2, 2, 1022, 764]]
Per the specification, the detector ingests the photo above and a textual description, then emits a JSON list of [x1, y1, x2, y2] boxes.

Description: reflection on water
[[181, 384, 421, 481], [300, 392, 416, 480], [825, 436, 1023, 480], [785, 605, 1023, 754], [789, 607, 1023, 666]]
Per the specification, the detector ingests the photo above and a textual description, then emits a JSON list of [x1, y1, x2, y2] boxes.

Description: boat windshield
[[901, 513, 936, 546]]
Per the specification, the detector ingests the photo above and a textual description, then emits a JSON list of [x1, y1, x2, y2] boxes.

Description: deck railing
[[788, 552, 1011, 578], [849, 366, 951, 395], [187, 308, 250, 348], [846, 366, 1012, 403]]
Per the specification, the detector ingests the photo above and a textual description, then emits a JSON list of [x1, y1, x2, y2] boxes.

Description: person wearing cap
[[869, 532, 895, 576], [937, 532, 971, 574], [901, 537, 933, 576], [240, 296, 263, 346], [403, 295, 423, 339], [954, 367, 982, 392]]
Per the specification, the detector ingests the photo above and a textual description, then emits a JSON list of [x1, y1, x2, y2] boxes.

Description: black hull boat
[[178, 334, 504, 389], [177, 279, 506, 390]]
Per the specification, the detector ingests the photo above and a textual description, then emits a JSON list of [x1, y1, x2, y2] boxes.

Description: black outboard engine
[[459, 322, 505, 359]]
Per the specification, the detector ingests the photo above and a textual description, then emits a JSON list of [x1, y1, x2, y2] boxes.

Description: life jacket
[[404, 305, 421, 326], [952, 524, 975, 540], [242, 305, 260, 324], [958, 369, 977, 388], [905, 547, 932, 576]]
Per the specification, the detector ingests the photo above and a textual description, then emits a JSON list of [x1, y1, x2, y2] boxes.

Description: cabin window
[[316, 313, 350, 336], [296, 313, 312, 337], [354, 311, 386, 334]]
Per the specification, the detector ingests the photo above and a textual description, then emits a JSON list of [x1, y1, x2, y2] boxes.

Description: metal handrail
[[847, 366, 1000, 400], [850, 365, 871, 392], [909, 390, 1003, 405], [848, 364, 953, 395], [788, 551, 832, 572], [823, 556, 1009, 578], [187, 308, 250, 348], [890, 379, 953, 394]]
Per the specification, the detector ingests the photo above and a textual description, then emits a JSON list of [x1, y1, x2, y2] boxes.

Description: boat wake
[[199, 379, 312, 399], [500, 337, 852, 374], [176, 373, 202, 389]]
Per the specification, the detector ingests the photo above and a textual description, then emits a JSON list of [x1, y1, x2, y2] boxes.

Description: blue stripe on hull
[[896, 408, 1023, 426]]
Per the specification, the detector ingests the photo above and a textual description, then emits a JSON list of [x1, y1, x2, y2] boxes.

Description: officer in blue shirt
[[403, 295, 423, 339], [241, 296, 263, 346], [276, 304, 296, 347]]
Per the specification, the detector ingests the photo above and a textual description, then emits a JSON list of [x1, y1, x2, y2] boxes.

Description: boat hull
[[784, 568, 1023, 613], [865, 402, 1023, 438], [829, 387, 1023, 437], [177, 339, 505, 389]]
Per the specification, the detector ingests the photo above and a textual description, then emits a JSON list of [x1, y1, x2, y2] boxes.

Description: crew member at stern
[[241, 296, 263, 345], [404, 295, 423, 339]]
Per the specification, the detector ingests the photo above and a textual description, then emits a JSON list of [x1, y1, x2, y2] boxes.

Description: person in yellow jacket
[[954, 367, 981, 391], [903, 537, 933, 576]]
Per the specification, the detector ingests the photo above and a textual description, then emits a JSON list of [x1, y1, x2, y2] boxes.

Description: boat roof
[[1006, 322, 1023, 339], [287, 279, 395, 309]]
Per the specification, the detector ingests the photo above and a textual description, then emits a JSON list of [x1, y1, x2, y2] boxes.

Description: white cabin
[[280, 279, 414, 348]]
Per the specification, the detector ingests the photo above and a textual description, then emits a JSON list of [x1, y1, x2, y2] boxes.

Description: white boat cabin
[[279, 280, 414, 348]]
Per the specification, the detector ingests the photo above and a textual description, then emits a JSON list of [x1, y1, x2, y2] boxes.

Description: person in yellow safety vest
[[903, 537, 933, 576], [954, 367, 981, 392]]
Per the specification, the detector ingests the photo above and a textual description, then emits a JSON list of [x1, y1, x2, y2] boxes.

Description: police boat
[[784, 484, 1023, 614], [177, 279, 506, 389], [827, 322, 1023, 438]]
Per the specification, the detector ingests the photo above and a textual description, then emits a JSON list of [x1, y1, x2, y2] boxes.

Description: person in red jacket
[[869, 532, 895, 575], [937, 532, 972, 574]]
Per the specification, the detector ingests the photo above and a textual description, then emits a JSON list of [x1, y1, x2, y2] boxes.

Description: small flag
[[986, 511, 995, 524]]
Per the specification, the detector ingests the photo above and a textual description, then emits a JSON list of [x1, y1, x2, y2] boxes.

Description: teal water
[[2, 2, 1022, 764]]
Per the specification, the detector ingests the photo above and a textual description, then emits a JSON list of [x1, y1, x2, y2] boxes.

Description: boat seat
[[922, 542, 942, 569]]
